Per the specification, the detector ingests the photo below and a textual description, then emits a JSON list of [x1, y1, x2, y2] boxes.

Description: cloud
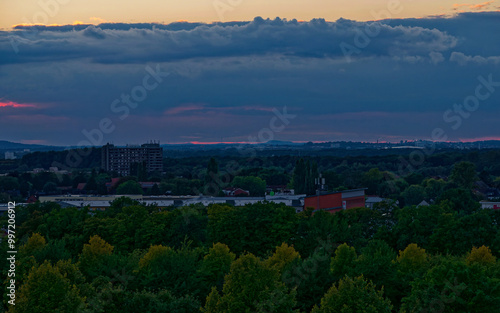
[[453, 1, 495, 11], [164, 103, 276, 116], [1, 17, 458, 65], [82, 25, 106, 39], [429, 51, 445, 64], [1, 13, 500, 144], [164, 104, 206, 115], [450, 51, 500, 64], [0, 100, 37, 108], [89, 17, 107, 24]]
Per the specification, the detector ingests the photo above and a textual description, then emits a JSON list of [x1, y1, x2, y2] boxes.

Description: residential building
[[4, 152, 15, 160], [222, 187, 250, 197], [101, 142, 163, 176]]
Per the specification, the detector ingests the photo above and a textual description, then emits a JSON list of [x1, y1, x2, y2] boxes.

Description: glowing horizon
[[2, 0, 500, 30]]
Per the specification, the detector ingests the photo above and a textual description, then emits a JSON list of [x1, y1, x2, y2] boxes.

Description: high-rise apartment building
[[101, 142, 163, 176]]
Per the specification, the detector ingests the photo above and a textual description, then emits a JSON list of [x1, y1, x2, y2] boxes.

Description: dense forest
[[1, 149, 500, 312], [1, 193, 499, 312]]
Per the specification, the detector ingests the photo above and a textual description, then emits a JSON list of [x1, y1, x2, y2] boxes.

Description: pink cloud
[[0, 101, 37, 108], [239, 105, 274, 112], [0, 114, 70, 123], [163, 103, 275, 116], [453, 1, 495, 11], [163, 103, 206, 115], [309, 111, 431, 121], [20, 139, 48, 145]]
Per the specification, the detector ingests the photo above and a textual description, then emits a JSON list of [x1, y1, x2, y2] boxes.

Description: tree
[[377, 177, 408, 199], [466, 246, 496, 266], [204, 157, 220, 196], [311, 275, 392, 313], [85, 176, 99, 192], [423, 178, 446, 201], [391, 204, 448, 251], [19, 233, 47, 258], [284, 245, 336, 312], [150, 183, 161, 195], [202, 287, 222, 313], [355, 240, 398, 304], [137, 161, 148, 181], [264, 243, 300, 273], [42, 181, 57, 194], [307, 161, 319, 195], [292, 158, 307, 194], [393, 244, 430, 310], [400, 258, 500, 313], [402, 185, 425, 206], [116, 180, 143, 195], [429, 209, 498, 255], [206, 158, 219, 184], [362, 168, 384, 195], [322, 170, 341, 191], [127, 289, 200, 313], [198, 243, 236, 293], [396, 243, 428, 274], [404, 172, 424, 186], [450, 161, 478, 189], [202, 253, 296, 313], [79, 235, 114, 278], [293, 159, 319, 195], [437, 188, 479, 214], [330, 243, 357, 279], [0, 176, 19, 191], [231, 176, 266, 196], [137, 244, 201, 296], [207, 203, 297, 256], [15, 261, 84, 313]]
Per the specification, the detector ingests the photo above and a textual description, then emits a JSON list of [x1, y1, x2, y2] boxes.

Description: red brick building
[[304, 188, 366, 213]]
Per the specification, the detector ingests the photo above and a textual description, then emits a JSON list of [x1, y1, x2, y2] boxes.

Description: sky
[[0, 1, 500, 145]]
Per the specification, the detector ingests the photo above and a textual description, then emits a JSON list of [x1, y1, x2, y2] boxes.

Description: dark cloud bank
[[1, 13, 499, 144]]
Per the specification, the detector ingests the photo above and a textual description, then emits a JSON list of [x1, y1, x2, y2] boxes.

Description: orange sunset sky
[[1, 0, 499, 30]]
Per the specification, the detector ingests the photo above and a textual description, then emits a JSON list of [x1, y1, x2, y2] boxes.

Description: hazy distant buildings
[[4, 152, 15, 160], [101, 142, 163, 176]]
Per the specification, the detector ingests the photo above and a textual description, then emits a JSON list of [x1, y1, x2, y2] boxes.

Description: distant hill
[[0, 140, 65, 151], [2, 139, 500, 153], [260, 140, 302, 146]]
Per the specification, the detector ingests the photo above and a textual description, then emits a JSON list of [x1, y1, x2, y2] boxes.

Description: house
[[417, 200, 430, 207], [304, 189, 366, 213], [27, 195, 38, 203], [222, 187, 250, 197], [105, 178, 121, 192], [475, 181, 500, 200], [266, 185, 294, 195], [139, 182, 160, 190], [365, 196, 384, 209]]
